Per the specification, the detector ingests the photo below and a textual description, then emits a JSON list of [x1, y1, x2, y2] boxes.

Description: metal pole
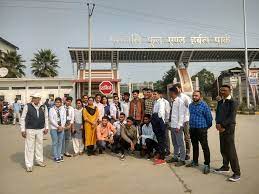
[[87, 3, 95, 97], [243, 0, 250, 109]]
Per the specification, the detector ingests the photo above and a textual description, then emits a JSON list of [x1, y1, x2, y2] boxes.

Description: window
[[45, 86, 58, 89], [0, 87, 9, 90], [49, 94, 54, 99], [28, 86, 42, 89], [12, 87, 26, 90], [0, 95, 4, 101], [16, 95, 21, 100], [60, 86, 73, 89]]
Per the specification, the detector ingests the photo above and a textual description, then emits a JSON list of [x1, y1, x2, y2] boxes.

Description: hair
[[120, 112, 126, 117], [142, 88, 148, 91], [55, 97, 62, 102], [101, 96, 109, 105], [153, 89, 162, 94], [113, 95, 119, 99], [169, 86, 179, 95], [174, 83, 182, 89], [193, 90, 202, 96], [126, 116, 134, 122], [113, 93, 118, 97], [102, 116, 110, 121], [66, 96, 73, 101], [143, 114, 151, 119], [123, 92, 130, 97], [221, 85, 231, 90], [82, 94, 88, 98], [147, 88, 153, 92], [132, 90, 139, 94], [88, 96, 94, 101], [76, 99, 82, 104], [95, 93, 102, 98]]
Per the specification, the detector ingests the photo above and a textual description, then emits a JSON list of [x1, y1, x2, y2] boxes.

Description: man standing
[[167, 86, 186, 167], [82, 95, 88, 108], [215, 85, 241, 182], [13, 98, 21, 125], [129, 90, 144, 127], [174, 83, 192, 160], [121, 92, 130, 118], [94, 94, 104, 123], [143, 88, 154, 116], [62, 96, 74, 157], [20, 93, 48, 172], [186, 91, 212, 174]]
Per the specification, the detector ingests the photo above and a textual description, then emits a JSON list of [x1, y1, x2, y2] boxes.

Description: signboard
[[99, 81, 113, 95], [249, 77, 258, 86]]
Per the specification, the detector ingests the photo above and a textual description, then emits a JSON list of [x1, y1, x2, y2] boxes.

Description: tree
[[0, 51, 26, 78], [191, 68, 215, 96], [31, 49, 59, 77]]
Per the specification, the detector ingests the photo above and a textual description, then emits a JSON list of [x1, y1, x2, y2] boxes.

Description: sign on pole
[[249, 77, 258, 86], [99, 81, 113, 95]]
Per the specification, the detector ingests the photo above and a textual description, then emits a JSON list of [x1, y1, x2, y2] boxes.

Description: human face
[[192, 92, 201, 102], [102, 97, 108, 105], [88, 98, 94, 106], [153, 92, 160, 100], [169, 92, 177, 100], [126, 119, 133, 126], [143, 117, 150, 124], [113, 96, 119, 104], [32, 97, 40, 105], [132, 92, 139, 99], [124, 95, 129, 101], [147, 90, 152, 98], [102, 118, 108, 126], [95, 95, 101, 103], [55, 100, 62, 108], [76, 101, 82, 109], [82, 95, 88, 103], [66, 100, 72, 107], [119, 114, 125, 122], [220, 87, 230, 98], [143, 90, 148, 99]]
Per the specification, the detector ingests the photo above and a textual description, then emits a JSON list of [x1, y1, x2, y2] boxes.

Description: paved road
[[0, 115, 258, 194]]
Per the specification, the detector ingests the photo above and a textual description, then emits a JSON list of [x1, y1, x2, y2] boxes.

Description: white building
[[0, 78, 75, 104]]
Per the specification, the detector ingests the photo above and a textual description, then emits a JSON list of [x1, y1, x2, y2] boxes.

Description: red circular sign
[[99, 81, 113, 95]]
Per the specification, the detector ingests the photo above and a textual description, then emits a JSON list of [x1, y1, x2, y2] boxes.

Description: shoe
[[26, 167, 33, 172], [166, 157, 178, 163], [59, 156, 64, 162], [79, 152, 84, 155], [186, 161, 199, 167], [54, 158, 60, 163], [64, 153, 72, 157], [35, 162, 46, 167], [215, 166, 230, 173], [73, 153, 79, 157], [120, 154, 125, 161], [154, 159, 166, 165], [185, 155, 190, 160], [175, 161, 186, 167], [203, 165, 210, 174], [228, 174, 241, 182], [99, 149, 103, 154]]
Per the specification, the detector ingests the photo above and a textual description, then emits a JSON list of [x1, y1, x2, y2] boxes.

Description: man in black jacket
[[215, 85, 241, 182]]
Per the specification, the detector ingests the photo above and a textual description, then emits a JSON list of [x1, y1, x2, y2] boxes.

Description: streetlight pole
[[243, 0, 250, 109], [87, 2, 95, 97]]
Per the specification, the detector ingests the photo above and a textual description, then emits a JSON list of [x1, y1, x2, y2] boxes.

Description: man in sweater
[[215, 85, 241, 182], [20, 93, 49, 172], [186, 90, 212, 174], [129, 90, 144, 127]]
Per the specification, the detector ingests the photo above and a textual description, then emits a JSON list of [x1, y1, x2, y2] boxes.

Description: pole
[[243, 0, 250, 109], [87, 3, 95, 97]]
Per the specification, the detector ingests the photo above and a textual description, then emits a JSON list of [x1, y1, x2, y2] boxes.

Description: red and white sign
[[99, 81, 113, 95]]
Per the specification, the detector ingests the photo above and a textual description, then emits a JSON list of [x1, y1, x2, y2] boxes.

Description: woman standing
[[83, 97, 99, 155], [72, 99, 84, 156], [101, 96, 110, 118]]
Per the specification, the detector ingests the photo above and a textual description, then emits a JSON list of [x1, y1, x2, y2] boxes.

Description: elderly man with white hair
[[20, 93, 49, 172]]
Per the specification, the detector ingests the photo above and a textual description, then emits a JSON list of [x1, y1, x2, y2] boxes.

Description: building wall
[[0, 79, 75, 104], [0, 41, 16, 54]]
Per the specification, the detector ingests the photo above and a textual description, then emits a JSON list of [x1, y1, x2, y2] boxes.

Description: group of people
[[19, 83, 241, 182]]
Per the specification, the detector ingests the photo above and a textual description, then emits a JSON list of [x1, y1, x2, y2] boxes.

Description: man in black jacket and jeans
[[215, 85, 241, 182]]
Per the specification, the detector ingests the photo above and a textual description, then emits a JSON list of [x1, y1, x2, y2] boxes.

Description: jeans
[[190, 128, 210, 165], [62, 128, 71, 154], [97, 140, 107, 151], [183, 121, 191, 156], [145, 138, 159, 156], [50, 129, 64, 159], [171, 127, 186, 161]]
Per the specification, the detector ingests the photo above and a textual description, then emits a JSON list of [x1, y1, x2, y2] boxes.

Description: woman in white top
[[72, 99, 84, 156], [110, 95, 121, 124]]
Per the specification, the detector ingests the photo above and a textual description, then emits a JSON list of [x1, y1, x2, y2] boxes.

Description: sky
[[0, 0, 259, 83]]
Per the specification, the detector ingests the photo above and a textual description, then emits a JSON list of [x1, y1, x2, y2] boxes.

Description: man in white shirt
[[174, 83, 192, 160], [94, 94, 104, 123], [167, 86, 186, 167], [20, 93, 49, 172], [121, 92, 130, 118], [62, 96, 74, 157], [12, 98, 21, 125], [153, 90, 168, 122], [49, 97, 67, 163], [113, 113, 127, 153]]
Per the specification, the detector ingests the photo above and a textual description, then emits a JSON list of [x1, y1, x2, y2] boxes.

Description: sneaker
[[59, 156, 64, 162], [64, 153, 72, 157], [35, 162, 46, 167], [186, 161, 199, 167], [175, 161, 186, 167], [54, 158, 60, 163], [203, 165, 210, 174], [228, 174, 241, 182], [166, 157, 178, 163], [154, 159, 166, 165], [99, 149, 103, 154], [215, 166, 230, 173], [26, 167, 33, 172], [185, 155, 190, 160], [120, 154, 125, 161]]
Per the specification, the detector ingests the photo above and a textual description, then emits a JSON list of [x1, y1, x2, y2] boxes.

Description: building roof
[[0, 37, 19, 50], [0, 77, 74, 82], [68, 47, 259, 64]]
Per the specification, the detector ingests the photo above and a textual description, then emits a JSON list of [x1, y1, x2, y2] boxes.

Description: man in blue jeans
[[49, 97, 67, 163]]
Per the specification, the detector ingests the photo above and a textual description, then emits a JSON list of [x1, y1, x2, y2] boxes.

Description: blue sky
[[0, 0, 259, 82]]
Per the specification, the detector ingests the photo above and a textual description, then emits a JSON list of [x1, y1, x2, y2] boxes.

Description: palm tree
[[0, 51, 26, 78], [31, 49, 59, 77]]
